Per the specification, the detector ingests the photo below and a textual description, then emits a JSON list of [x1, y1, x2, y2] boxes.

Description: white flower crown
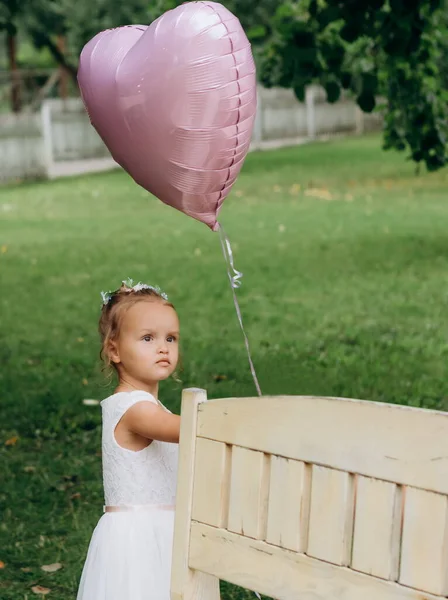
[[101, 278, 169, 306]]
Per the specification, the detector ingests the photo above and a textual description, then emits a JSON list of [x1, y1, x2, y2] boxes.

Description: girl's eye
[[142, 335, 153, 342], [167, 336, 177, 343]]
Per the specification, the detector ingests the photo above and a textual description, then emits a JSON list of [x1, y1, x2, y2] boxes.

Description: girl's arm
[[122, 402, 181, 444]]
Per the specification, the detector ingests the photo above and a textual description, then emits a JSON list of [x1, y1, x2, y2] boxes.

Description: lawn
[[1, 134, 448, 598]]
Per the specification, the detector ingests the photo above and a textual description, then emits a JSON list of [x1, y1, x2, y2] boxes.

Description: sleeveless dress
[[76, 390, 179, 600]]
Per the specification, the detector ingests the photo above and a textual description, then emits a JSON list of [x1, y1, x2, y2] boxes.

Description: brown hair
[[98, 281, 181, 383]]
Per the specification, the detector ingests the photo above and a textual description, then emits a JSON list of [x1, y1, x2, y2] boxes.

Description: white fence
[[0, 86, 382, 185], [0, 112, 44, 182]]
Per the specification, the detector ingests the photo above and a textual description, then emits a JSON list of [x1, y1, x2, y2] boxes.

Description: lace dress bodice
[[100, 391, 179, 506]]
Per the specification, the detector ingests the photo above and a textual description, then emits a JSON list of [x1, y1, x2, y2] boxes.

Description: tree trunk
[[6, 33, 21, 113], [57, 35, 68, 100]]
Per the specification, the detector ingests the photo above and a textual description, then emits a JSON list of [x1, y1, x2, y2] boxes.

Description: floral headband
[[101, 278, 169, 306]]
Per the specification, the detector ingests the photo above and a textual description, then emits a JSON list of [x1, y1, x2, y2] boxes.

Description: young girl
[[77, 279, 182, 600]]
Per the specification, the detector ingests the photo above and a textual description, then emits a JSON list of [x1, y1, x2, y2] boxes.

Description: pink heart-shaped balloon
[[78, 1, 257, 230]]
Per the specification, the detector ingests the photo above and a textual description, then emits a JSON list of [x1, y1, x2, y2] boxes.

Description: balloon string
[[218, 222, 262, 398], [218, 225, 262, 600]]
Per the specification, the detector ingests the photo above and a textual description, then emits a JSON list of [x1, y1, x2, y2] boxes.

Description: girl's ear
[[108, 340, 121, 364]]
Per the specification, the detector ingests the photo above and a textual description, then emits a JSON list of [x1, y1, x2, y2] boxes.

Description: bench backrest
[[171, 388, 448, 600]]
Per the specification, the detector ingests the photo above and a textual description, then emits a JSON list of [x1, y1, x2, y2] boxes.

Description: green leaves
[[0, 0, 22, 34], [247, 25, 268, 42], [261, 0, 447, 171], [324, 79, 341, 103], [357, 91, 376, 113], [354, 72, 378, 112]]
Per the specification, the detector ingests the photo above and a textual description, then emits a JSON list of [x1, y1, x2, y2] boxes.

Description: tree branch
[[28, 28, 78, 82]]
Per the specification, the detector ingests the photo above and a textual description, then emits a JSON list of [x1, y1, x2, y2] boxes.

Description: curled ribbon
[[218, 222, 262, 398]]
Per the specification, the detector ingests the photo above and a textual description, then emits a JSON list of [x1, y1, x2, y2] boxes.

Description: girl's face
[[109, 300, 179, 389]]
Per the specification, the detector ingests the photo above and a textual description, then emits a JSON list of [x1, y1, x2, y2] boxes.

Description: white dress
[[76, 390, 179, 600]]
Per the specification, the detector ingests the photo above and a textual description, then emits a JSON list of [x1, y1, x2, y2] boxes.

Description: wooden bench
[[171, 388, 448, 600]]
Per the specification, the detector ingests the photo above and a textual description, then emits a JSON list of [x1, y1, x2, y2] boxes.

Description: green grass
[[1, 134, 448, 598]]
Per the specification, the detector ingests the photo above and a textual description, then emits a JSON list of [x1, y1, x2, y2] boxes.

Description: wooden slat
[[351, 477, 402, 579], [171, 388, 220, 600], [189, 522, 444, 600], [266, 457, 311, 551], [399, 488, 448, 595], [197, 396, 448, 494], [228, 447, 270, 540], [192, 438, 230, 528], [307, 466, 355, 565]]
